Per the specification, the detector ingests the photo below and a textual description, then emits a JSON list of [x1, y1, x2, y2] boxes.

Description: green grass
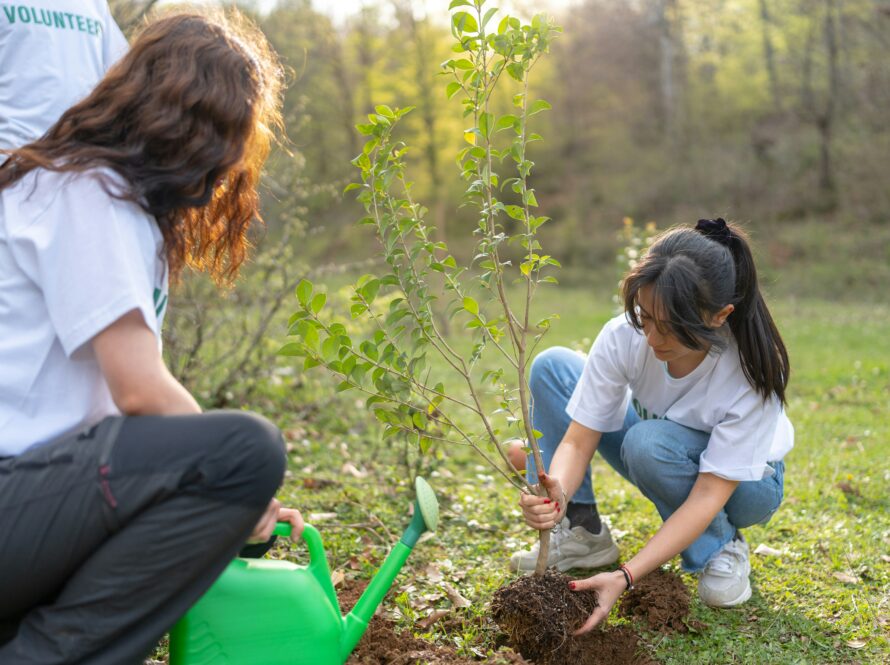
[[267, 287, 889, 664]]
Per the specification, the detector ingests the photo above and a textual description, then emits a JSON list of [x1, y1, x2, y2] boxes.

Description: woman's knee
[[214, 411, 286, 505], [620, 420, 682, 478], [529, 346, 578, 395]]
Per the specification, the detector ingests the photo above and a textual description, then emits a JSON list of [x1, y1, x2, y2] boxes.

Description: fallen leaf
[[441, 582, 471, 609], [846, 639, 867, 649], [832, 572, 860, 585], [302, 477, 338, 489], [424, 564, 444, 583], [331, 570, 345, 587], [835, 482, 861, 496], [340, 462, 368, 478], [308, 512, 338, 522], [417, 609, 451, 629], [754, 544, 784, 557]]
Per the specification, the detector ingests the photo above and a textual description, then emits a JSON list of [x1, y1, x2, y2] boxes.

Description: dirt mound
[[341, 568, 692, 665], [618, 569, 690, 634], [341, 579, 530, 665], [490, 569, 598, 659], [491, 568, 692, 664]]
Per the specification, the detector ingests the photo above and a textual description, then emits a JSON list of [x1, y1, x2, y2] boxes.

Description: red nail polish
[[568, 582, 576, 590], [544, 499, 551, 504]]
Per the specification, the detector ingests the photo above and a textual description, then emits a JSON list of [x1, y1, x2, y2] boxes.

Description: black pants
[[0, 410, 286, 665]]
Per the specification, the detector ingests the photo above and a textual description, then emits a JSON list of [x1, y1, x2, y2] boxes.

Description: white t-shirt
[[566, 315, 794, 482], [0, 1, 128, 151], [0, 168, 168, 455]]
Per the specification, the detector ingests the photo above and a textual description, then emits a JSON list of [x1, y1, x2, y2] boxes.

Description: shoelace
[[705, 540, 746, 577]]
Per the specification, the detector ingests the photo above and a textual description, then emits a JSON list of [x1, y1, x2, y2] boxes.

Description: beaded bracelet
[[618, 564, 635, 591]]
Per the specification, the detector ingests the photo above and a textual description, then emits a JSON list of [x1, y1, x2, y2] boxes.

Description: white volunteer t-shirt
[[0, 1, 128, 151], [0, 168, 168, 455], [566, 315, 794, 481]]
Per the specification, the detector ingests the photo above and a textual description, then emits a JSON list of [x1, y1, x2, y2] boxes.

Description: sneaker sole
[[510, 543, 620, 573]]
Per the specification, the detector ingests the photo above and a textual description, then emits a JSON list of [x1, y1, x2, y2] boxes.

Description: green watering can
[[168, 477, 439, 665]]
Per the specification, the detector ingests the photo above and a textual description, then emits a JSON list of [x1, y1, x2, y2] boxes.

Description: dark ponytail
[[622, 219, 789, 404]]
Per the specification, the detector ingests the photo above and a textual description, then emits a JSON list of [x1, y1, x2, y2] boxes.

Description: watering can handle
[[271, 522, 340, 614], [272, 522, 293, 538]]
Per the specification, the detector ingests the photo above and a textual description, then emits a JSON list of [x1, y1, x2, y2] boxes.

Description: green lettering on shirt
[[153, 288, 168, 318], [0, 4, 102, 38], [632, 397, 661, 421]]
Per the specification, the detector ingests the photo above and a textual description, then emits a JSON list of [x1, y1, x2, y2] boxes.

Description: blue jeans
[[525, 346, 785, 572]]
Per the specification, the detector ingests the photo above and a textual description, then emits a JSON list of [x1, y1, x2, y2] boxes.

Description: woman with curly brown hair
[[0, 9, 303, 664]]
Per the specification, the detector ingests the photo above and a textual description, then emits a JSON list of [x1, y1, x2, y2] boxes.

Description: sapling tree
[[282, 0, 561, 575]]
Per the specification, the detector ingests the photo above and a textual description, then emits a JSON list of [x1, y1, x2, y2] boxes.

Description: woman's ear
[[711, 304, 735, 328]]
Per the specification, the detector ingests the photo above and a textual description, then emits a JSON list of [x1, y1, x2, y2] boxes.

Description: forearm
[[115, 367, 201, 416], [624, 474, 738, 579], [547, 422, 601, 500]]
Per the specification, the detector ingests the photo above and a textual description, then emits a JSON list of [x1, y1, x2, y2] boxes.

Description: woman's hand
[[246, 498, 305, 543], [569, 571, 628, 634], [518, 471, 567, 530]]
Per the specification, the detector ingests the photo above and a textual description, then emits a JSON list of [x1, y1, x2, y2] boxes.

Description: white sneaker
[[698, 534, 752, 608], [509, 518, 620, 573]]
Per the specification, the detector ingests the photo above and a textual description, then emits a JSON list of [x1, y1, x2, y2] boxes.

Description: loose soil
[[491, 569, 692, 665], [618, 569, 691, 634], [342, 567, 692, 665], [341, 579, 529, 665]]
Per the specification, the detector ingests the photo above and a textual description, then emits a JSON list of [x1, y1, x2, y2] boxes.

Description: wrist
[[617, 563, 635, 591]]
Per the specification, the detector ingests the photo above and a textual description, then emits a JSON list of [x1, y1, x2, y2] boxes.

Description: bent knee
[[214, 411, 286, 506], [621, 419, 675, 467], [529, 346, 577, 393]]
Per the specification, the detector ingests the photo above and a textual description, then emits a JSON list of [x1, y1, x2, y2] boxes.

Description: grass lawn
[[264, 285, 889, 665]]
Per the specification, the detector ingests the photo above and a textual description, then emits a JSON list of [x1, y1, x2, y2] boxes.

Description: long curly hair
[[0, 8, 284, 283]]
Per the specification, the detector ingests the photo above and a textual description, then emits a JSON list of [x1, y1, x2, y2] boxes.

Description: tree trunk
[[758, 0, 782, 112], [819, 0, 838, 196]]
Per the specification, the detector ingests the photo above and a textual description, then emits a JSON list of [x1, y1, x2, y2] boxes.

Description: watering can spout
[[340, 477, 439, 661]]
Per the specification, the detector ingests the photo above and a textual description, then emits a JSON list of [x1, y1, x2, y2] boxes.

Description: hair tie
[[695, 218, 733, 247]]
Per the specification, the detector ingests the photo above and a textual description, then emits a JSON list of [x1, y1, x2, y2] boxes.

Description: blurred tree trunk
[[329, 32, 359, 159], [355, 6, 379, 116], [800, 0, 839, 205], [818, 0, 839, 197], [649, 0, 687, 147], [393, 0, 445, 243], [759, 0, 783, 112]]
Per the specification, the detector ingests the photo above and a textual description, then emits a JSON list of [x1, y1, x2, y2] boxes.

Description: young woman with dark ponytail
[[511, 219, 791, 631]]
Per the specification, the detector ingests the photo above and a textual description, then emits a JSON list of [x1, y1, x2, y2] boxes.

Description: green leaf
[[463, 296, 479, 315], [336, 381, 353, 393], [412, 412, 428, 430], [506, 62, 524, 82], [494, 114, 518, 133], [448, 0, 472, 8], [374, 105, 395, 119], [452, 11, 479, 34], [528, 99, 552, 115], [479, 112, 493, 139], [446, 81, 462, 99], [277, 342, 303, 357], [296, 279, 312, 307], [481, 7, 499, 29], [310, 292, 326, 315]]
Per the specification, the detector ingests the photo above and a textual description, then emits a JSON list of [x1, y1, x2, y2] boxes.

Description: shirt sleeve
[[8, 171, 160, 358], [565, 316, 633, 432], [699, 392, 782, 481], [102, 2, 129, 69]]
